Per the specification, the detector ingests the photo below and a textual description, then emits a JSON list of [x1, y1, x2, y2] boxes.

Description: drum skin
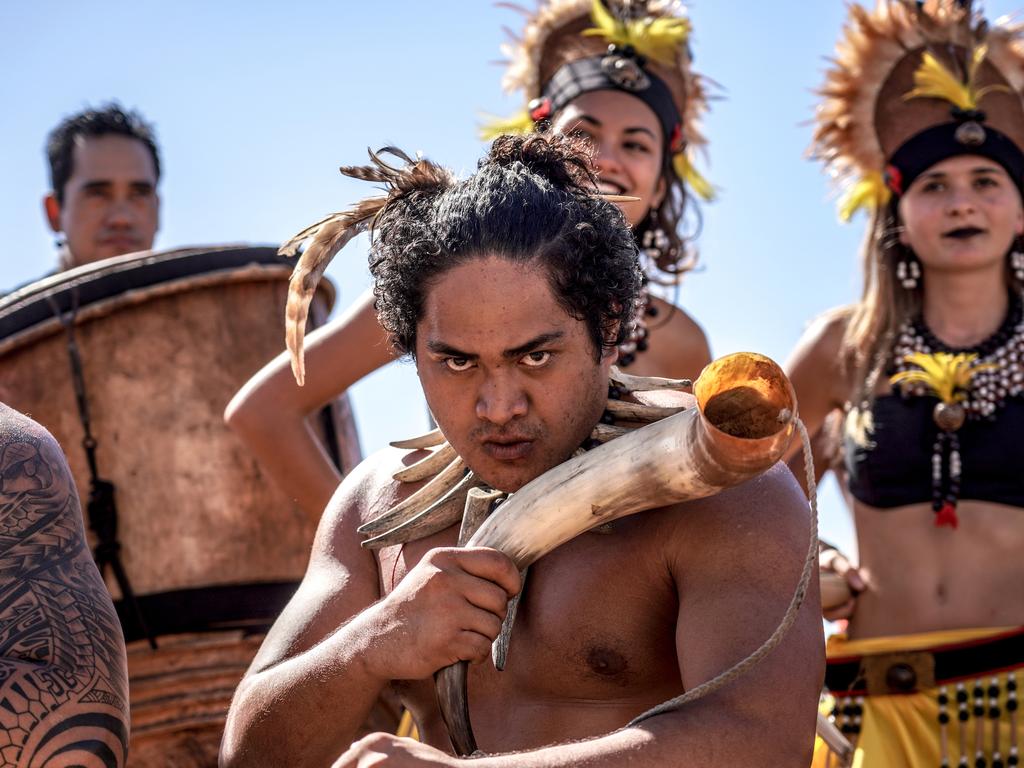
[[0, 245, 367, 765]]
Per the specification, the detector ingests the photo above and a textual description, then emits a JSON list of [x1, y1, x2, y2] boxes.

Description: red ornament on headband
[[884, 164, 903, 196], [669, 123, 684, 153], [529, 97, 552, 122]]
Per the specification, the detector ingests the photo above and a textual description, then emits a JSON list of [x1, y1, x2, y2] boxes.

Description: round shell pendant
[[933, 401, 966, 432]]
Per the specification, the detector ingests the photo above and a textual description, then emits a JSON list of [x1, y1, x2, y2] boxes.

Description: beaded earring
[[896, 254, 921, 290], [1010, 239, 1024, 282], [640, 210, 671, 266]]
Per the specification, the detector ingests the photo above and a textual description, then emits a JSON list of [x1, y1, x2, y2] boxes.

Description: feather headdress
[[280, 148, 455, 385], [489, 0, 713, 198], [812, 0, 1024, 221]]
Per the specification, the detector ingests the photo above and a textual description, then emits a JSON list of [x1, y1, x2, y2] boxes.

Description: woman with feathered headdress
[[788, 2, 1024, 765], [225, 0, 715, 519]]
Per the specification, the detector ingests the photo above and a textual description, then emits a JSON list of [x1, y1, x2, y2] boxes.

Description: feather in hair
[[479, 109, 536, 140], [281, 147, 455, 385], [838, 172, 892, 222], [903, 44, 1009, 110], [281, 201, 383, 386], [672, 152, 715, 201], [582, 0, 689, 65]]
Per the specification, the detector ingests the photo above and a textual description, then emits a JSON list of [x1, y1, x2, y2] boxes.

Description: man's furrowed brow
[[425, 339, 475, 358], [504, 331, 565, 359]]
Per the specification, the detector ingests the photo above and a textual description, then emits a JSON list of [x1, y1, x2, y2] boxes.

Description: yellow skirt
[[813, 627, 1024, 768]]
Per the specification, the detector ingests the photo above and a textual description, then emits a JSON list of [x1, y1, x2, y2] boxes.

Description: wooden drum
[[0, 245, 363, 765]]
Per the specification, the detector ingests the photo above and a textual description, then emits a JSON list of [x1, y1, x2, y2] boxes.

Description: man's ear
[[601, 320, 622, 364], [43, 193, 62, 234]]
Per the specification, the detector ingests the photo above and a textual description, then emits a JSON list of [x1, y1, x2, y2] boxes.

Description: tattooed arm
[[0, 403, 129, 767]]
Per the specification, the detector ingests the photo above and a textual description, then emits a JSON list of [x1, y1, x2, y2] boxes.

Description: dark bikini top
[[844, 393, 1024, 509]]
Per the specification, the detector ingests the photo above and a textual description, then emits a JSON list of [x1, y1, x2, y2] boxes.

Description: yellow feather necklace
[[887, 295, 1024, 527]]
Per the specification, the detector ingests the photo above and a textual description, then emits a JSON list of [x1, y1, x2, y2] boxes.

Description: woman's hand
[[820, 546, 866, 621]]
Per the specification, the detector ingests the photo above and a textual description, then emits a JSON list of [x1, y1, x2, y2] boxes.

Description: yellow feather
[[968, 43, 987, 85], [582, 0, 689, 65], [673, 153, 715, 201], [903, 45, 1009, 111], [889, 369, 934, 389], [903, 51, 975, 111], [479, 110, 536, 141], [889, 352, 994, 404], [586, 0, 619, 41], [838, 173, 891, 222]]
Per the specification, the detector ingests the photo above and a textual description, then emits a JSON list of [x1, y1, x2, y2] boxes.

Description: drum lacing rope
[[47, 289, 157, 649], [626, 412, 819, 726]]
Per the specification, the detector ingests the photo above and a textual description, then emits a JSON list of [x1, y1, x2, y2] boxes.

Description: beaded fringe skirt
[[812, 627, 1024, 768]]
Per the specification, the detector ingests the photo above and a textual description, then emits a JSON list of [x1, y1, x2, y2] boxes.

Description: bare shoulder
[[312, 444, 428, 558], [666, 463, 810, 567], [788, 306, 852, 379], [645, 298, 712, 379], [785, 306, 856, 431], [248, 444, 429, 670], [0, 402, 89, 548], [0, 403, 130, 765]]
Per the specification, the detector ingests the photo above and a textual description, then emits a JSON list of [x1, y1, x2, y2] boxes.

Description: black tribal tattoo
[[0, 404, 129, 767]]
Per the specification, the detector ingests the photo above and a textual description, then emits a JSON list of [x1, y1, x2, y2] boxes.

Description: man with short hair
[[221, 135, 823, 767], [43, 103, 160, 270]]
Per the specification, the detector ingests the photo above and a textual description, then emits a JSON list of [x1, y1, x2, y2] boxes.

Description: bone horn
[[434, 488, 506, 757], [435, 352, 798, 756]]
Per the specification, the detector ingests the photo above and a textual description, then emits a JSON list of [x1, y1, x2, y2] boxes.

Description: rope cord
[[46, 290, 157, 649], [627, 415, 819, 726]]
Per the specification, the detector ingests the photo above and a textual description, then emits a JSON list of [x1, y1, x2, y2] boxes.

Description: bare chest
[[377, 520, 682, 736]]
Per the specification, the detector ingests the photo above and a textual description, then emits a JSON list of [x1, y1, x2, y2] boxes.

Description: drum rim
[[0, 244, 336, 354]]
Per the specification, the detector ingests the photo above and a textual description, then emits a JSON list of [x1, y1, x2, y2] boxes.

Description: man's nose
[[104, 197, 137, 228], [476, 371, 528, 425]]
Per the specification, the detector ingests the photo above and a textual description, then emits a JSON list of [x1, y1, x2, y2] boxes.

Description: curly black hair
[[367, 134, 642, 360], [46, 102, 160, 204]]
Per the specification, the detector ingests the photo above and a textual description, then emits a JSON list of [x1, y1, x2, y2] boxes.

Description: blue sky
[[4, 1, 1018, 554]]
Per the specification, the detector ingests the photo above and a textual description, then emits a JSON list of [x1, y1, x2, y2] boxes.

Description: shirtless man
[[220, 135, 822, 767], [0, 403, 129, 766], [43, 103, 160, 270]]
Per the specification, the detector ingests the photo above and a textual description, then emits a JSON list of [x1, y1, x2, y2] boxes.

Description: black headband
[[886, 114, 1024, 198], [531, 47, 682, 150]]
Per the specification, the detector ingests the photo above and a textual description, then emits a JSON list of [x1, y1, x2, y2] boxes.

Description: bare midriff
[[847, 498, 1024, 639]]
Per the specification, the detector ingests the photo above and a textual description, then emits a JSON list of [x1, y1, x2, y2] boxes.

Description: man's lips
[[942, 226, 986, 240], [99, 236, 141, 251], [480, 439, 534, 461]]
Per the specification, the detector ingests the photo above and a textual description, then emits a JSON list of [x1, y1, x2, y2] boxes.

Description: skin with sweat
[[221, 256, 821, 768]]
